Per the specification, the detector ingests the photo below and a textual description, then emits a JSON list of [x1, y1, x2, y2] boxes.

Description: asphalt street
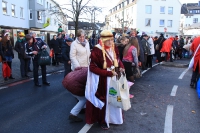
[[0, 63, 199, 133]]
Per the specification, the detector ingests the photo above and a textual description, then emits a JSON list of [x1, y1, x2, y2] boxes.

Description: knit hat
[[100, 30, 118, 69], [18, 32, 25, 37]]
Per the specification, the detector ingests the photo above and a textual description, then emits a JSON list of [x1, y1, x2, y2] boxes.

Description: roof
[[68, 21, 105, 30], [181, 3, 200, 14]]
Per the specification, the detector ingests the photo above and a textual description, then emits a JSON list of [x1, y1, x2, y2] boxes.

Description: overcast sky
[[56, 0, 199, 22]]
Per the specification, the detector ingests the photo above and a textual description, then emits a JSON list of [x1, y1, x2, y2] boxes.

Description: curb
[[160, 62, 189, 68], [0, 68, 64, 87]]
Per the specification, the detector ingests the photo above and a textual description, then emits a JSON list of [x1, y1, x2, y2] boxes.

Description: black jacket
[[1, 41, 14, 59], [0, 42, 3, 57], [15, 40, 26, 59], [61, 43, 70, 62], [117, 44, 125, 61], [155, 36, 166, 51], [49, 39, 61, 54]]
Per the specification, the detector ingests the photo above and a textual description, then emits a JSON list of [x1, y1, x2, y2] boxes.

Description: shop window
[[11, 4, 15, 17], [2, 1, 7, 15], [20, 7, 24, 18]]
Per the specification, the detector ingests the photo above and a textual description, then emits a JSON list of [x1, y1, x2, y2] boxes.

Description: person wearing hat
[[62, 37, 73, 77], [85, 30, 125, 130], [1, 33, 15, 80], [14, 32, 30, 78], [141, 33, 151, 70]]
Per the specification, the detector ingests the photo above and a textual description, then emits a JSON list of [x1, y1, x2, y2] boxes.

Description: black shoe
[[190, 82, 195, 88], [9, 76, 15, 79], [68, 114, 83, 122], [35, 83, 42, 87], [28, 70, 32, 72], [25, 75, 30, 78], [4, 77, 8, 81], [101, 124, 109, 130], [43, 81, 50, 86]]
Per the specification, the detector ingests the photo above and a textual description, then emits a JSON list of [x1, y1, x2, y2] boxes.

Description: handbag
[[133, 66, 142, 78], [49, 49, 54, 58], [108, 74, 131, 111], [38, 49, 51, 65], [2, 62, 11, 78], [189, 44, 200, 69]]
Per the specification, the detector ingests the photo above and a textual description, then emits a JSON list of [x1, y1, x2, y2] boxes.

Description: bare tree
[[62, 0, 92, 36]]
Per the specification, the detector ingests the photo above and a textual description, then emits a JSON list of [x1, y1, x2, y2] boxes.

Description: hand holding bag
[[38, 49, 51, 65], [189, 44, 200, 69], [108, 74, 131, 111]]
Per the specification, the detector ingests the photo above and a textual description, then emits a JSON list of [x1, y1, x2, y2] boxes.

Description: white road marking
[[178, 68, 189, 79], [0, 86, 8, 90], [164, 105, 174, 133], [78, 124, 93, 133], [170, 85, 178, 96], [141, 63, 159, 75]]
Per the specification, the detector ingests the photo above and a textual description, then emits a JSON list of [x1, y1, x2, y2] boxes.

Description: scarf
[[76, 38, 87, 47]]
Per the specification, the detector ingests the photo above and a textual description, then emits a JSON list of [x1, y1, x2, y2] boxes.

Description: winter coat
[[49, 39, 61, 54], [14, 39, 26, 59], [61, 43, 70, 62], [141, 38, 151, 55], [191, 37, 200, 73], [0, 42, 3, 58], [147, 37, 155, 55], [160, 37, 173, 53], [136, 35, 144, 62], [155, 36, 166, 51], [62, 67, 88, 96], [70, 39, 90, 71], [2, 41, 14, 59], [117, 44, 125, 61]]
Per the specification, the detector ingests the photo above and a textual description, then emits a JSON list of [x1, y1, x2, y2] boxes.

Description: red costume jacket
[[86, 46, 124, 125], [191, 37, 200, 73], [160, 37, 174, 53]]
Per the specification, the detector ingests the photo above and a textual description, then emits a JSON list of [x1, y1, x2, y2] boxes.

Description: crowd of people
[[0, 28, 199, 130]]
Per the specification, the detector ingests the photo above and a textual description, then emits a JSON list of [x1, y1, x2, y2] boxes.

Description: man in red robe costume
[[190, 36, 200, 87], [85, 30, 124, 130]]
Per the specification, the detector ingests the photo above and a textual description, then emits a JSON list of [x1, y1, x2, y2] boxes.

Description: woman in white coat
[[70, 29, 90, 70], [68, 29, 90, 122], [146, 36, 155, 68]]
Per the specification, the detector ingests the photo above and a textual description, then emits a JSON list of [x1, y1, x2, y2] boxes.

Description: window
[[20, 7, 23, 18], [37, 0, 43, 5], [167, 20, 172, 27], [193, 18, 198, 23], [186, 16, 188, 18], [145, 5, 152, 14], [11, 4, 15, 16], [2, 1, 7, 15], [189, 10, 192, 14], [29, 9, 33, 20], [160, 19, 165, 26], [145, 18, 151, 26], [37, 11, 42, 20], [47, 2, 48, 9], [54, 19, 56, 25], [168, 7, 173, 14], [160, 6, 165, 14]]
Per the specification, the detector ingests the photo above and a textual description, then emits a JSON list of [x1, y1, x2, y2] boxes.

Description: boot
[[190, 81, 195, 88], [9, 75, 15, 79], [68, 114, 83, 122], [4, 77, 8, 81]]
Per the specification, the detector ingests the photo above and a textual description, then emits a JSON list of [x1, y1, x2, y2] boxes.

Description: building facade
[[181, 2, 200, 36], [0, 0, 67, 45], [106, 0, 181, 37]]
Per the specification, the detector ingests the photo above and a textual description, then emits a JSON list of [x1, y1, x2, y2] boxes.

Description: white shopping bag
[[108, 75, 131, 111]]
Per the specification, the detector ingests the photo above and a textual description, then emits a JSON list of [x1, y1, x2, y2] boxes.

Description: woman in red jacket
[[190, 36, 200, 87]]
